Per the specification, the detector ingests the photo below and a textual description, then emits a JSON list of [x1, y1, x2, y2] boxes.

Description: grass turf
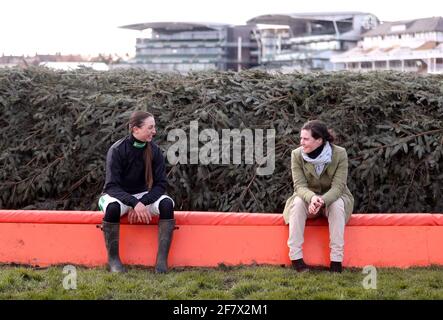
[[0, 264, 442, 300]]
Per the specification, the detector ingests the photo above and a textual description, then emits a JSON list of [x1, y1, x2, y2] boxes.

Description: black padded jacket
[[102, 135, 167, 208]]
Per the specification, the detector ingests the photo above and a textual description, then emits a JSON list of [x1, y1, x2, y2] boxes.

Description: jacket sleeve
[[291, 150, 316, 204], [140, 145, 167, 205], [322, 148, 349, 207], [105, 147, 139, 208]]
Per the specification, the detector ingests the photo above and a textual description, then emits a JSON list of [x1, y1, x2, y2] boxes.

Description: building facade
[[331, 16, 443, 73], [118, 22, 258, 72], [247, 12, 379, 72]]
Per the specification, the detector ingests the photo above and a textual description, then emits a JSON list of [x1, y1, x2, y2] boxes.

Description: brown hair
[[302, 120, 335, 143], [129, 111, 154, 190]]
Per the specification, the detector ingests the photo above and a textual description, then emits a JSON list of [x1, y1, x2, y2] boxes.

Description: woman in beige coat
[[282, 120, 354, 273]]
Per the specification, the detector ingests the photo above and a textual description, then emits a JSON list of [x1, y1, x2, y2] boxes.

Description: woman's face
[[300, 129, 323, 154], [133, 116, 156, 142]]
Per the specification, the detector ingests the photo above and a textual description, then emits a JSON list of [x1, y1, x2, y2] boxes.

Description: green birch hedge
[[1, 67, 442, 213]]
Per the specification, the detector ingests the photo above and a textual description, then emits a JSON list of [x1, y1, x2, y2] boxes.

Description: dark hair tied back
[[302, 120, 335, 143], [128, 111, 154, 132]]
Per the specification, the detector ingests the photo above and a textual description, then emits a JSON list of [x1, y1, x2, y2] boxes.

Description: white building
[[331, 16, 443, 73], [247, 12, 379, 72]]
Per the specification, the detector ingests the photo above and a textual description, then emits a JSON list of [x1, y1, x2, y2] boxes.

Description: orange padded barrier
[[0, 210, 442, 268]]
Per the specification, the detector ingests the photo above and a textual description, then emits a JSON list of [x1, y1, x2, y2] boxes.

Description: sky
[[1, 0, 442, 57]]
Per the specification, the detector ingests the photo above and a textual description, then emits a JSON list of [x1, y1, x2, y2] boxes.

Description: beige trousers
[[287, 196, 346, 262]]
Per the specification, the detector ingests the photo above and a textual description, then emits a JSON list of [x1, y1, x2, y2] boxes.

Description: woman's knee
[[327, 198, 345, 220], [328, 198, 344, 213], [103, 202, 121, 223], [159, 198, 174, 220], [291, 197, 308, 216]]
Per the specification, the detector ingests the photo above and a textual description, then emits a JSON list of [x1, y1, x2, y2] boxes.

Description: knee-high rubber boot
[[102, 221, 127, 273], [155, 219, 175, 273]]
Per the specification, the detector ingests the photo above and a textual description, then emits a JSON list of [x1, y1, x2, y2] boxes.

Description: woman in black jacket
[[98, 110, 175, 273]]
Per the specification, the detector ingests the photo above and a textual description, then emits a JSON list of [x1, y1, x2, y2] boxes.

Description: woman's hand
[[128, 209, 136, 224], [308, 195, 324, 216], [128, 202, 152, 224]]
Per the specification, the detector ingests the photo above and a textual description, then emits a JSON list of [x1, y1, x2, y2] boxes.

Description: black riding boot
[[102, 221, 127, 273], [155, 219, 175, 273]]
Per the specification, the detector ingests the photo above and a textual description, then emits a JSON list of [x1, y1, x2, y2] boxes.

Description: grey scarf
[[301, 142, 332, 176]]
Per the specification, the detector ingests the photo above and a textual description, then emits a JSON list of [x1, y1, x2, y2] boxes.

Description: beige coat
[[283, 144, 354, 224]]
